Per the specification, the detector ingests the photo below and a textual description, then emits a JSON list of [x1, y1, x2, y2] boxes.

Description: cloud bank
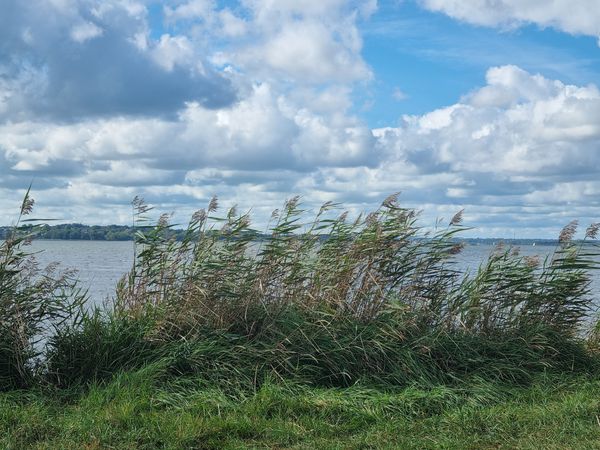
[[0, 0, 237, 121], [419, 0, 600, 43], [1, 0, 598, 238]]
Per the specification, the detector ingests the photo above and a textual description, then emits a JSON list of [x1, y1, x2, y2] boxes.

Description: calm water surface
[[29, 240, 135, 304], [28, 240, 600, 306]]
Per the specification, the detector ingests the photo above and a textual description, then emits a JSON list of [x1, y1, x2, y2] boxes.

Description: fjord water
[[28, 240, 600, 307]]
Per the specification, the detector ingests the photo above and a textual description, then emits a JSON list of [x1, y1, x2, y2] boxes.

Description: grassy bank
[[2, 369, 600, 449], [1, 191, 600, 448]]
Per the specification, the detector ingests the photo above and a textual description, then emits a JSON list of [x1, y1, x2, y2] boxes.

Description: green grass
[[2, 192, 600, 448], [2, 368, 600, 449]]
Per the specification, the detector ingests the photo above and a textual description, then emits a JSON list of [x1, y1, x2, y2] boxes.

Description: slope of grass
[[1, 368, 600, 449]]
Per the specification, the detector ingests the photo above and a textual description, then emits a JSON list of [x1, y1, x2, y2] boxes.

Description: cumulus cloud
[[1, 1, 598, 238], [0, 82, 376, 171], [70, 21, 104, 43], [164, 0, 215, 22], [150, 34, 196, 71], [213, 0, 373, 84], [3, 62, 599, 237], [390, 65, 600, 177], [0, 0, 236, 121], [419, 0, 600, 42], [1, 0, 384, 226], [371, 65, 600, 232]]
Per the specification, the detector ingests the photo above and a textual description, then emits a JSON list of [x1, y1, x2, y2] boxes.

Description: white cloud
[[392, 87, 408, 101], [419, 0, 600, 42], [2, 1, 599, 237], [150, 34, 195, 71], [3, 64, 598, 236], [164, 0, 215, 22], [220, 0, 372, 84], [0, 81, 376, 175], [70, 21, 103, 43], [219, 9, 248, 37], [254, 21, 370, 83], [370, 65, 600, 227], [242, 0, 348, 22], [0, 0, 236, 120], [379, 66, 600, 176]]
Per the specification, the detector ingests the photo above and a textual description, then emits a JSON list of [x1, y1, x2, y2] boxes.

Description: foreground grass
[[2, 368, 600, 449]]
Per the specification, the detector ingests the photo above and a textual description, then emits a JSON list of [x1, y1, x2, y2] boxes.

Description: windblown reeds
[[44, 194, 599, 387], [115, 195, 598, 337], [3, 191, 600, 389], [0, 189, 84, 389]]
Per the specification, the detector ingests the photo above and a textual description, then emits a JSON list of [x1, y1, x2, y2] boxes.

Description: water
[[29, 240, 135, 304], [25, 240, 600, 305]]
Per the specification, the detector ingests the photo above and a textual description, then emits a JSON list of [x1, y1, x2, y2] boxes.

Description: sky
[[1, 0, 599, 238]]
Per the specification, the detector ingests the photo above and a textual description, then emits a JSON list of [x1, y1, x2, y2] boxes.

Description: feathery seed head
[[559, 220, 578, 244], [132, 196, 152, 214], [365, 212, 378, 225], [382, 192, 400, 209], [158, 213, 171, 227], [524, 255, 540, 268], [20, 194, 34, 216], [208, 195, 219, 213], [449, 243, 464, 255], [239, 215, 251, 228], [228, 205, 238, 219], [192, 209, 206, 223], [450, 209, 464, 226], [319, 201, 334, 212], [285, 196, 301, 212], [585, 222, 599, 240]]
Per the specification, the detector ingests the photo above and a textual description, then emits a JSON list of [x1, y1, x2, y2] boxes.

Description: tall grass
[[2, 191, 599, 389], [0, 189, 85, 389], [45, 194, 600, 388]]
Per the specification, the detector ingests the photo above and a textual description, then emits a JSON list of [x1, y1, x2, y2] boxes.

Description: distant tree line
[[0, 223, 277, 241], [0, 223, 186, 241], [1, 224, 586, 245]]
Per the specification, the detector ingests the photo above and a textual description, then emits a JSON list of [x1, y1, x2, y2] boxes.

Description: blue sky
[[361, 1, 600, 125], [1, 0, 599, 238]]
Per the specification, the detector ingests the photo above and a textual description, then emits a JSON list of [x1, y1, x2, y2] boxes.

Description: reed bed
[[0, 189, 85, 389], [2, 192, 599, 390]]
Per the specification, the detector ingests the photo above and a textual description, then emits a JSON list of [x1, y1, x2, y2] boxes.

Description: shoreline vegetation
[[2, 223, 599, 247], [2, 191, 600, 449]]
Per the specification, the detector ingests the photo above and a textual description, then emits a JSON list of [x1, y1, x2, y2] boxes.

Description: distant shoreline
[[2, 223, 598, 245]]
